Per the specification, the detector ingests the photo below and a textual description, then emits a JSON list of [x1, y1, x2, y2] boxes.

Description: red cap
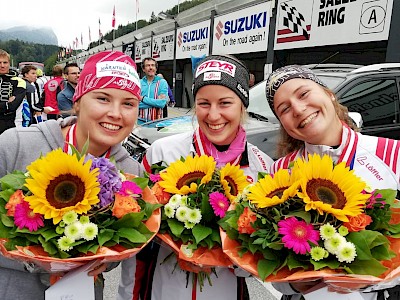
[[73, 51, 141, 102]]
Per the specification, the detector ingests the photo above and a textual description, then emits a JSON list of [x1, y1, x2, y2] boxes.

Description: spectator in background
[[21, 65, 53, 125], [249, 73, 255, 87], [138, 57, 168, 122], [157, 73, 175, 117], [42, 65, 64, 119], [0, 49, 26, 134], [57, 62, 80, 117], [35, 68, 49, 96]]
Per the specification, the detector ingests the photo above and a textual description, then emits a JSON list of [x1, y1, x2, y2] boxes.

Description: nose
[[207, 104, 221, 121], [291, 101, 306, 117], [107, 102, 122, 118]]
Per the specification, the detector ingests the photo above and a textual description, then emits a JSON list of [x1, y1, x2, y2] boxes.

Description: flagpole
[[136, 0, 138, 31]]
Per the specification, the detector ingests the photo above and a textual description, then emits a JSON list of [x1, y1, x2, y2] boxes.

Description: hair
[[64, 62, 79, 75], [21, 65, 37, 77], [141, 57, 158, 70], [52, 65, 63, 77], [0, 49, 10, 61], [276, 87, 359, 157]]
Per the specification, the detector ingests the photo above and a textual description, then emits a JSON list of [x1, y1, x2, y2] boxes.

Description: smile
[[208, 123, 225, 130], [299, 112, 318, 128], [100, 123, 121, 131]]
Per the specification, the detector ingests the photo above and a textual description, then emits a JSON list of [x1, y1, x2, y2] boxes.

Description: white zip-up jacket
[[118, 130, 273, 300]]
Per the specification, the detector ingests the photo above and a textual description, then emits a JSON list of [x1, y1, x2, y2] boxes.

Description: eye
[[197, 101, 210, 107], [300, 90, 309, 98], [124, 100, 138, 107], [97, 97, 109, 102]]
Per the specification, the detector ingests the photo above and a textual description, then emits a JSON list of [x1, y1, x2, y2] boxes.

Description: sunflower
[[293, 154, 370, 222], [25, 149, 100, 224], [247, 168, 299, 208], [159, 155, 216, 195], [219, 163, 249, 202]]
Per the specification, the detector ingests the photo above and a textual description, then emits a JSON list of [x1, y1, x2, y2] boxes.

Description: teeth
[[299, 112, 317, 128], [101, 123, 120, 131], [208, 123, 224, 130]]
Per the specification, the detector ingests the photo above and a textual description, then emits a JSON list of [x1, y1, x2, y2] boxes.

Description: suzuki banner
[[176, 20, 210, 59], [212, 2, 272, 54], [274, 0, 394, 50]]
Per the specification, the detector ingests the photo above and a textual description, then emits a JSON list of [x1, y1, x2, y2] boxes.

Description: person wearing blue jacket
[[138, 57, 168, 123]]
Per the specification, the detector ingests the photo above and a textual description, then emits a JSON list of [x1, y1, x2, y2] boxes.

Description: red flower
[[237, 207, 257, 234], [112, 194, 141, 219], [343, 214, 372, 232], [5, 190, 25, 217]]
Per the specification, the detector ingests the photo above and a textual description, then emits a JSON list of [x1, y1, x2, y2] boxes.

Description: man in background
[[157, 73, 175, 118], [42, 65, 64, 119], [57, 62, 80, 117], [249, 73, 255, 88], [0, 49, 26, 134], [138, 57, 168, 122]]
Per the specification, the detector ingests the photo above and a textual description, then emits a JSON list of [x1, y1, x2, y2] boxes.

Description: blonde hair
[[277, 88, 358, 156]]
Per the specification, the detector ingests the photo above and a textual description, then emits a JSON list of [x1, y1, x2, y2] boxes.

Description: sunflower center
[[306, 179, 346, 209], [46, 174, 86, 209], [177, 171, 205, 189], [225, 176, 238, 196], [267, 187, 286, 198]]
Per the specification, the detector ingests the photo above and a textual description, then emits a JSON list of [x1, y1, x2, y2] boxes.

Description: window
[[340, 79, 399, 127]]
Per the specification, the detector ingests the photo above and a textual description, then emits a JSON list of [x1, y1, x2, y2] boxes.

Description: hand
[[34, 111, 42, 116], [87, 263, 108, 276], [8, 96, 15, 103], [43, 106, 55, 114], [158, 94, 166, 99]]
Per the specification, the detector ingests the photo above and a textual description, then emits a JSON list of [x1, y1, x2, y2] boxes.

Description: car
[[123, 63, 400, 161]]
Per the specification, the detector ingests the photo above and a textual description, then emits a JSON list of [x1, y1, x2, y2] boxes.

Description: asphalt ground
[[103, 106, 282, 299]]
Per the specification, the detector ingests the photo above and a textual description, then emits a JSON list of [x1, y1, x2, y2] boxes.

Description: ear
[[73, 101, 80, 113]]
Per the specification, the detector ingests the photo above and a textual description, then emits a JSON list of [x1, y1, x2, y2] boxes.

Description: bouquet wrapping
[[219, 154, 400, 291], [0, 149, 161, 273]]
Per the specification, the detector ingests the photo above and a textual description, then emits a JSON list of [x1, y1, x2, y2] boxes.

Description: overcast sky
[[0, 0, 180, 47]]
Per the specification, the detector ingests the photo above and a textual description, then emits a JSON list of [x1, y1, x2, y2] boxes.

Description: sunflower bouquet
[[150, 154, 249, 286], [0, 148, 161, 273], [219, 154, 400, 290]]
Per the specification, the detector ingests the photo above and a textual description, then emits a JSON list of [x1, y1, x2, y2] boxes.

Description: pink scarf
[[194, 126, 247, 167]]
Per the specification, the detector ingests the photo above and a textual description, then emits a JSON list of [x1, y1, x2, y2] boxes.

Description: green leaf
[[167, 219, 185, 237], [98, 229, 115, 246], [38, 236, 58, 256], [0, 172, 26, 190], [257, 259, 280, 280], [130, 177, 149, 190], [311, 258, 340, 271], [117, 228, 147, 244], [346, 258, 387, 277], [1, 214, 15, 227], [192, 224, 212, 244], [112, 211, 145, 230], [287, 211, 311, 224]]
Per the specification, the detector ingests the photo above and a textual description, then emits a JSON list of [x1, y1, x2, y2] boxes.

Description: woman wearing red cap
[[118, 54, 274, 300], [0, 51, 143, 299], [265, 65, 400, 300]]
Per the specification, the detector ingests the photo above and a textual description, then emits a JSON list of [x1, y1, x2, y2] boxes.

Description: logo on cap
[[96, 61, 140, 87], [203, 72, 221, 81], [195, 59, 236, 78]]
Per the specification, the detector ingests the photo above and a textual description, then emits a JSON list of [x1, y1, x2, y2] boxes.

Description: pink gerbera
[[14, 201, 44, 232], [118, 181, 142, 196], [149, 173, 162, 183], [209, 192, 229, 218], [278, 217, 319, 255]]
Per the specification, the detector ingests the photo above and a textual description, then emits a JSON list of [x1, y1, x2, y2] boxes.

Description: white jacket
[[270, 125, 400, 300], [118, 131, 273, 300]]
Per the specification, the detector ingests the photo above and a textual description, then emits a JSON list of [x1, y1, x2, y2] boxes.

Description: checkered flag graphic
[[281, 2, 309, 40]]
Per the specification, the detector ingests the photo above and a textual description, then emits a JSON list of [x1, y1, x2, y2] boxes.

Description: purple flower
[[87, 155, 122, 207]]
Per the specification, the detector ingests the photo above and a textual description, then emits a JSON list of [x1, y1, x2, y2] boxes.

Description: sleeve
[[139, 97, 167, 109], [0, 77, 26, 113], [57, 91, 73, 112], [158, 79, 169, 99], [168, 86, 175, 103]]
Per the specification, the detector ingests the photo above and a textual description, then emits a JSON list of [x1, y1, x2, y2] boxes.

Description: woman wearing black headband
[[266, 65, 400, 300], [118, 54, 274, 300]]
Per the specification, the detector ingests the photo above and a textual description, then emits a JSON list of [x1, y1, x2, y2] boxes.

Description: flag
[[112, 5, 116, 28], [81, 33, 83, 46], [137, 0, 139, 14], [75, 37, 79, 48], [99, 18, 103, 39], [89, 26, 92, 42]]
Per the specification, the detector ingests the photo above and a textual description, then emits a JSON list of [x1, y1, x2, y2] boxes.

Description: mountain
[[0, 26, 58, 45]]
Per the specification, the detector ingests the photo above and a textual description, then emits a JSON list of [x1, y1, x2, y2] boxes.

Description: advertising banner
[[134, 37, 151, 63], [176, 20, 210, 59], [212, 2, 272, 54], [152, 31, 175, 61], [122, 42, 134, 59], [274, 0, 394, 50]]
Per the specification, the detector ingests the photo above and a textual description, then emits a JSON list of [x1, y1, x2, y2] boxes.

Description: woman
[[0, 50, 143, 299], [265, 65, 400, 300], [118, 55, 274, 300]]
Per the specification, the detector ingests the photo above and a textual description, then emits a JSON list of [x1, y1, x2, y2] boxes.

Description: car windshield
[[314, 74, 347, 90], [247, 80, 278, 122]]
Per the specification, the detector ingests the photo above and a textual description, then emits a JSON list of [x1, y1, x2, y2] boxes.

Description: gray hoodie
[[0, 117, 143, 299]]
